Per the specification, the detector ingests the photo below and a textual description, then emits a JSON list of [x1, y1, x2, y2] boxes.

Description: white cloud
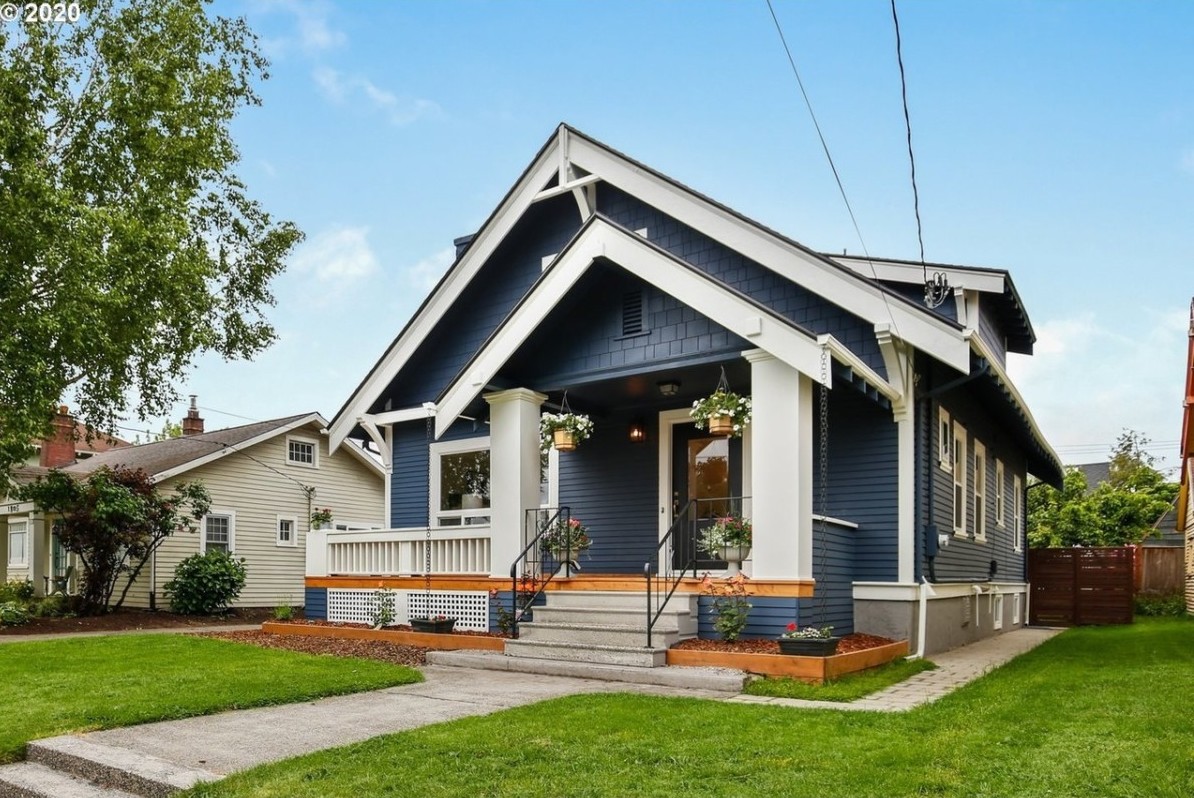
[[310, 67, 441, 127], [291, 226, 379, 284], [403, 247, 455, 292], [257, 0, 346, 57], [1006, 310, 1187, 474]]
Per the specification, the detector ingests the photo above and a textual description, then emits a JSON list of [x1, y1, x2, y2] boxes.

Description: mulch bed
[[671, 633, 896, 655], [198, 629, 428, 667], [285, 618, 506, 638], [0, 607, 278, 636]]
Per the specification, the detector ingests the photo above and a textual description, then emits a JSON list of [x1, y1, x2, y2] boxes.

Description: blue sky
[[129, 0, 1192, 475]]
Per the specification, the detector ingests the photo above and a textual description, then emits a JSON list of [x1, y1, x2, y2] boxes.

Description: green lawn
[[743, 656, 937, 701], [0, 634, 421, 763], [185, 618, 1194, 798]]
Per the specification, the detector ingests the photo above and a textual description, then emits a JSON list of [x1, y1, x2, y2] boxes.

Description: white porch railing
[[307, 527, 492, 577]]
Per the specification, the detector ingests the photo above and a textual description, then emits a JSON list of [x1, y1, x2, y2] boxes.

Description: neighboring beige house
[[3, 404, 384, 608]]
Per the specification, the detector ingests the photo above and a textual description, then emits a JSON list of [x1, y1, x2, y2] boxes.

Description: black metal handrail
[[508, 505, 570, 638], [644, 495, 752, 648]]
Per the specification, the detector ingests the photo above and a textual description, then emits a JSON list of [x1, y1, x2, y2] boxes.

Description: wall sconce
[[628, 420, 647, 443], [657, 380, 680, 397]]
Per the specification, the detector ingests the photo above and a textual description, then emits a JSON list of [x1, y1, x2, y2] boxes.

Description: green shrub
[[165, 550, 247, 615], [0, 601, 29, 626], [273, 604, 294, 621], [30, 595, 75, 618], [1135, 592, 1186, 617], [0, 579, 34, 603]]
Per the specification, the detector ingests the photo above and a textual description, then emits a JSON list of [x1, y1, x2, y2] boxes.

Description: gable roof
[[63, 413, 383, 482], [328, 123, 975, 451]]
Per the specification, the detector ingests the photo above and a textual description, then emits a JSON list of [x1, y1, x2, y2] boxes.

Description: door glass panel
[[688, 437, 729, 518]]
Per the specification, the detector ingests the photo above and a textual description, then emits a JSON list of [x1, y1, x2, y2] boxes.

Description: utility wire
[[890, 0, 925, 265]]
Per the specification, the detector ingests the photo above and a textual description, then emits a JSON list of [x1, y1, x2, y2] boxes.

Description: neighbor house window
[[276, 516, 297, 547], [952, 422, 967, 536], [286, 436, 318, 468], [7, 521, 28, 567], [1012, 474, 1024, 552], [973, 440, 987, 542], [938, 407, 953, 471], [430, 438, 491, 526], [995, 458, 1005, 528], [202, 512, 234, 554]]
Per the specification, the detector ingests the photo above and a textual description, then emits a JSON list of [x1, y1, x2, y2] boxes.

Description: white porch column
[[745, 350, 814, 580], [484, 388, 547, 579]]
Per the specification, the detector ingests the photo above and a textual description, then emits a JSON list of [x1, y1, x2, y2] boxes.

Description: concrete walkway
[[728, 626, 1064, 712], [0, 626, 1064, 795]]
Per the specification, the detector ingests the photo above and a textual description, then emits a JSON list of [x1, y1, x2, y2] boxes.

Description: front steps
[[0, 736, 217, 798], [501, 590, 697, 669]]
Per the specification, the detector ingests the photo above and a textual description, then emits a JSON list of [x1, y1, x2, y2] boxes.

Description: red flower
[[787, 622, 797, 632]]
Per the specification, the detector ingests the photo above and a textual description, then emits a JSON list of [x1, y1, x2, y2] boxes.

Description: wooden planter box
[[667, 640, 908, 684], [260, 621, 505, 651]]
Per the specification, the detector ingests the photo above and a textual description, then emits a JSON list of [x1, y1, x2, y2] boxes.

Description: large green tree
[[1029, 431, 1179, 548], [0, 0, 301, 478]]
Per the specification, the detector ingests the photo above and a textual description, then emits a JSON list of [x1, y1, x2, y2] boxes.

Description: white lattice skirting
[[326, 588, 488, 631]]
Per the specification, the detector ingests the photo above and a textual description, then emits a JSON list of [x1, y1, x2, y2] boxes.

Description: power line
[[889, 0, 925, 265]]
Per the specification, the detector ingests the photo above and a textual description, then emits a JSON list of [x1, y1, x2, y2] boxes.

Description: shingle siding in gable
[[378, 198, 583, 411], [598, 185, 886, 378]]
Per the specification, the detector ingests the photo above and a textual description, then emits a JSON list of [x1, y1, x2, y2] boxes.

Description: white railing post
[[306, 530, 328, 577]]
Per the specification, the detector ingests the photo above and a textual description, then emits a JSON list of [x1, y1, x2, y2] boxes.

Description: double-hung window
[[1012, 474, 1024, 552], [938, 407, 954, 471], [430, 438, 491, 526], [286, 436, 318, 468], [7, 521, 28, 566], [973, 441, 987, 542], [995, 459, 1005, 528], [276, 516, 297, 547], [952, 422, 967, 536], [203, 512, 234, 553]]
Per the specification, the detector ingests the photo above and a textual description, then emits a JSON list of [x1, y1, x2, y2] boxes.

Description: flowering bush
[[542, 517, 591, 556], [540, 412, 595, 451], [781, 622, 834, 639], [690, 390, 751, 436], [699, 516, 752, 555], [700, 572, 752, 641]]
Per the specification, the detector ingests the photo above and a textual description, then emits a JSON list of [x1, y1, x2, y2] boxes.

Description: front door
[[671, 423, 742, 570]]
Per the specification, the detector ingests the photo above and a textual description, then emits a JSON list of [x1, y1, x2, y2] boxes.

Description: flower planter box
[[778, 637, 840, 657], [260, 621, 505, 651], [666, 640, 908, 684], [410, 617, 457, 634]]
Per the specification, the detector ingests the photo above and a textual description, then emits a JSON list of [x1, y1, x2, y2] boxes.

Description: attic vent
[[622, 291, 646, 336]]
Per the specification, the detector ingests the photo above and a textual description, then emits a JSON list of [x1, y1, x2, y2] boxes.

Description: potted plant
[[699, 515, 752, 572], [778, 622, 839, 656], [411, 614, 457, 634], [540, 516, 591, 571], [690, 390, 751, 437], [540, 411, 594, 452], [310, 507, 333, 529]]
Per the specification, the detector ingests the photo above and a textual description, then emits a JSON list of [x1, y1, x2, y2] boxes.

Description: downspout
[[909, 576, 935, 660]]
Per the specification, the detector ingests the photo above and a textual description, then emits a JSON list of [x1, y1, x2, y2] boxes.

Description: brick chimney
[[181, 395, 205, 436], [40, 405, 77, 467]]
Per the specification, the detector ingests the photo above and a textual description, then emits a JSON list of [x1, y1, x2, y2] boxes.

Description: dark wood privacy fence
[[1028, 547, 1134, 626]]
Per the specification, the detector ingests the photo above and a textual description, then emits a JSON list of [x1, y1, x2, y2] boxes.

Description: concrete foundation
[[854, 582, 1027, 656]]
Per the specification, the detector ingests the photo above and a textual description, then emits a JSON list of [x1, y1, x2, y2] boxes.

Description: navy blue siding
[[977, 300, 1007, 367], [304, 587, 327, 620], [391, 419, 488, 528], [558, 411, 658, 573], [928, 377, 1028, 582], [599, 186, 886, 378], [800, 523, 856, 635], [698, 595, 801, 640]]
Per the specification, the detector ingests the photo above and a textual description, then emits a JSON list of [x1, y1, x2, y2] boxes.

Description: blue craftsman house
[[310, 125, 1062, 659]]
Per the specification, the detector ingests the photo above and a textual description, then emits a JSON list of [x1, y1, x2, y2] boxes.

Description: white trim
[[275, 515, 298, 547], [995, 458, 1005, 528], [973, 440, 987, 542], [383, 425, 394, 528], [853, 581, 1028, 601], [827, 255, 1009, 295], [7, 519, 28, 567], [938, 407, 953, 472], [657, 408, 698, 543], [200, 509, 236, 555], [154, 413, 330, 482], [363, 407, 431, 427], [1013, 474, 1024, 553], [812, 514, 859, 530], [436, 219, 829, 437], [993, 592, 1004, 630], [1012, 592, 1022, 624], [953, 421, 968, 536], [285, 435, 320, 469], [818, 333, 901, 405], [429, 436, 492, 527], [331, 520, 383, 531], [1, 501, 36, 516]]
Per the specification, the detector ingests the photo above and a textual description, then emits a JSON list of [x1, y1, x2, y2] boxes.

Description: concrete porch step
[[426, 649, 747, 693], [0, 762, 141, 798], [504, 639, 667, 668], [26, 737, 217, 797], [531, 606, 697, 636], [517, 620, 680, 649]]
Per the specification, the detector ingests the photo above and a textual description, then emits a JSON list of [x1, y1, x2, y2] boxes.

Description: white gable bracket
[[818, 334, 902, 407]]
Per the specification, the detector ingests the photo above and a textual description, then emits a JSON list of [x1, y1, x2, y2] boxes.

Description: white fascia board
[[326, 142, 563, 454], [435, 219, 828, 437], [817, 334, 901, 405], [337, 438, 387, 478], [153, 413, 327, 482], [969, 332, 1062, 469], [566, 137, 971, 374], [829, 256, 1008, 295], [363, 407, 432, 427]]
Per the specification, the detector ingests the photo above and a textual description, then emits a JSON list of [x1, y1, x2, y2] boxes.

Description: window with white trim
[[993, 593, 1004, 630], [430, 438, 491, 526], [994, 458, 1005, 527], [1012, 474, 1024, 552], [286, 436, 318, 468], [276, 516, 297, 547], [973, 440, 987, 542], [202, 512, 234, 554], [1012, 592, 1022, 625], [7, 520, 28, 566], [953, 422, 967, 536], [333, 521, 382, 531], [938, 407, 953, 471]]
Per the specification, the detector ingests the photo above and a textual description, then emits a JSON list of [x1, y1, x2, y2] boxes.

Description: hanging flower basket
[[691, 390, 751, 438], [541, 411, 594, 452]]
